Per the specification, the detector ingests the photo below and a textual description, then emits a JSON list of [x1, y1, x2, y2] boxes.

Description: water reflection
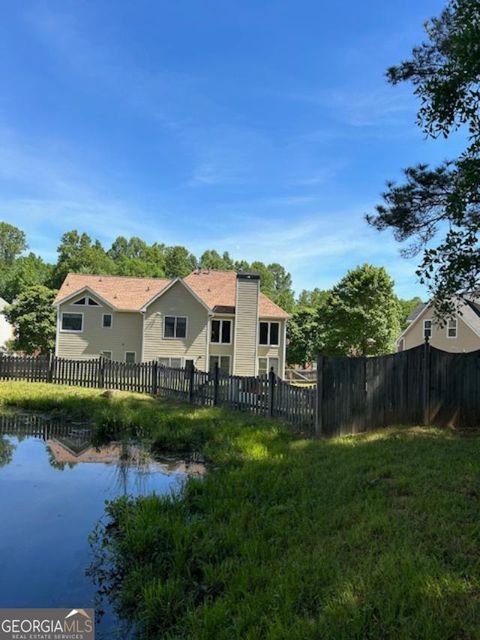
[[0, 410, 204, 638]]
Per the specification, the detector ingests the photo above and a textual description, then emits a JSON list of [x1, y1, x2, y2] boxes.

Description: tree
[[250, 261, 295, 312], [164, 246, 197, 278], [0, 253, 52, 302], [296, 288, 329, 310], [199, 250, 234, 270], [0, 222, 27, 266], [51, 231, 116, 288], [368, 0, 480, 315], [108, 236, 166, 277], [5, 285, 57, 354], [322, 264, 400, 356], [397, 296, 423, 331], [287, 307, 323, 366]]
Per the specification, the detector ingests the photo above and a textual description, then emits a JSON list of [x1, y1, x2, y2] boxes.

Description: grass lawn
[[2, 381, 480, 639]]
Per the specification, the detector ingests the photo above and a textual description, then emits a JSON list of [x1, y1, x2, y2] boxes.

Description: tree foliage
[[368, 0, 480, 315], [0, 222, 27, 267], [5, 285, 57, 354], [322, 265, 400, 357], [0, 253, 52, 303]]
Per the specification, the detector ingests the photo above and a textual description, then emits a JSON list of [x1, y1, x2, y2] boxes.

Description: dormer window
[[73, 296, 100, 306]]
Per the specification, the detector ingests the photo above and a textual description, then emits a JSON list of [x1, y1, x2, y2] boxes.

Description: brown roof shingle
[[54, 270, 290, 318]]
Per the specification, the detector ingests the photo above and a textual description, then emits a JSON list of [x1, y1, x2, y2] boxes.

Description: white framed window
[[125, 351, 136, 363], [157, 356, 184, 368], [100, 350, 112, 360], [423, 319, 432, 339], [210, 319, 232, 344], [102, 313, 112, 328], [258, 356, 279, 376], [259, 321, 280, 346], [209, 355, 230, 374], [164, 316, 187, 339], [73, 296, 99, 306], [61, 312, 83, 333], [447, 318, 457, 338]]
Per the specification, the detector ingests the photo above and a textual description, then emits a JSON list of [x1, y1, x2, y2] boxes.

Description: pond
[[0, 411, 204, 638]]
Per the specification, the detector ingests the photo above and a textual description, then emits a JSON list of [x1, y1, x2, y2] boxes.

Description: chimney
[[233, 272, 260, 376]]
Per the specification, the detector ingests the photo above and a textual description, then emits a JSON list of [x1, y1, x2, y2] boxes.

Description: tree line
[[0, 221, 420, 361]]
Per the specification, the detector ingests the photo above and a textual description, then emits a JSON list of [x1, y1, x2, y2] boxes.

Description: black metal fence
[[0, 354, 316, 433]]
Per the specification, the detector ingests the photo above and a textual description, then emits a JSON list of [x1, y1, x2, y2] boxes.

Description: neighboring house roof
[[406, 302, 427, 323], [54, 270, 290, 319], [0, 297, 9, 312]]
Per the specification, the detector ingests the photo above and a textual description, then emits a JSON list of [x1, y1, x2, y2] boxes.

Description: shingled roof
[[54, 270, 290, 319]]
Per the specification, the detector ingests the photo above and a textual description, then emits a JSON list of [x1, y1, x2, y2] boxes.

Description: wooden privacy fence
[[316, 342, 480, 437], [2, 343, 478, 438], [0, 354, 316, 432]]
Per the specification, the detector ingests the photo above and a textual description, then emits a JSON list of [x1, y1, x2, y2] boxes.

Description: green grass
[[2, 381, 480, 639]]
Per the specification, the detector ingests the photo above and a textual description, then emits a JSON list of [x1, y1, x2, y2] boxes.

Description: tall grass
[[3, 382, 480, 638]]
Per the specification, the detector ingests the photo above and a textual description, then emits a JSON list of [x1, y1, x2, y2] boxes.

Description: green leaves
[[369, 0, 480, 313], [4, 285, 57, 354]]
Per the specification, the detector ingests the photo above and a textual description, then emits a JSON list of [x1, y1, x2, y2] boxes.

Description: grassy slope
[[2, 382, 480, 639]]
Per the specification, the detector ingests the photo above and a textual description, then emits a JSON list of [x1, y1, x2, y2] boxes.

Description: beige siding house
[[54, 270, 289, 377], [397, 297, 480, 353]]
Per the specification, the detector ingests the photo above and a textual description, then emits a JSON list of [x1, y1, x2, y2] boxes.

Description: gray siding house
[[54, 269, 289, 378]]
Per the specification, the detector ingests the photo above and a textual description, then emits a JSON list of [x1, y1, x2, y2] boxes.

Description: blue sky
[[0, 0, 464, 298]]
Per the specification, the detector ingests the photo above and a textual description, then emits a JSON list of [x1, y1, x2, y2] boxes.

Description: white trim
[[209, 354, 231, 375], [125, 350, 136, 363], [141, 311, 145, 362], [141, 277, 212, 313], [258, 320, 280, 346], [55, 307, 59, 356], [282, 320, 287, 379], [102, 313, 113, 329], [210, 318, 232, 345], [60, 311, 84, 333], [54, 286, 114, 309], [423, 318, 433, 340], [254, 279, 259, 374], [446, 317, 458, 339], [163, 315, 188, 340], [205, 315, 210, 372], [258, 355, 279, 376], [232, 278, 239, 374], [396, 303, 431, 343]]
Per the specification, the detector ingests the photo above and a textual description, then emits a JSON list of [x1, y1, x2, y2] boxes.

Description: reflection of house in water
[[0, 412, 206, 477], [47, 437, 206, 476]]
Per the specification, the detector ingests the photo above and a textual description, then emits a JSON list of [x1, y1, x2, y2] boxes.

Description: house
[[0, 298, 13, 351], [54, 269, 289, 377], [396, 296, 480, 353]]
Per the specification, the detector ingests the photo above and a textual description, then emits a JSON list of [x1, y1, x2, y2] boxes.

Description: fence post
[[315, 355, 324, 437], [422, 337, 431, 425], [187, 361, 195, 403], [47, 352, 55, 383], [269, 367, 276, 417], [151, 360, 158, 395], [213, 362, 219, 406], [98, 356, 105, 389]]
